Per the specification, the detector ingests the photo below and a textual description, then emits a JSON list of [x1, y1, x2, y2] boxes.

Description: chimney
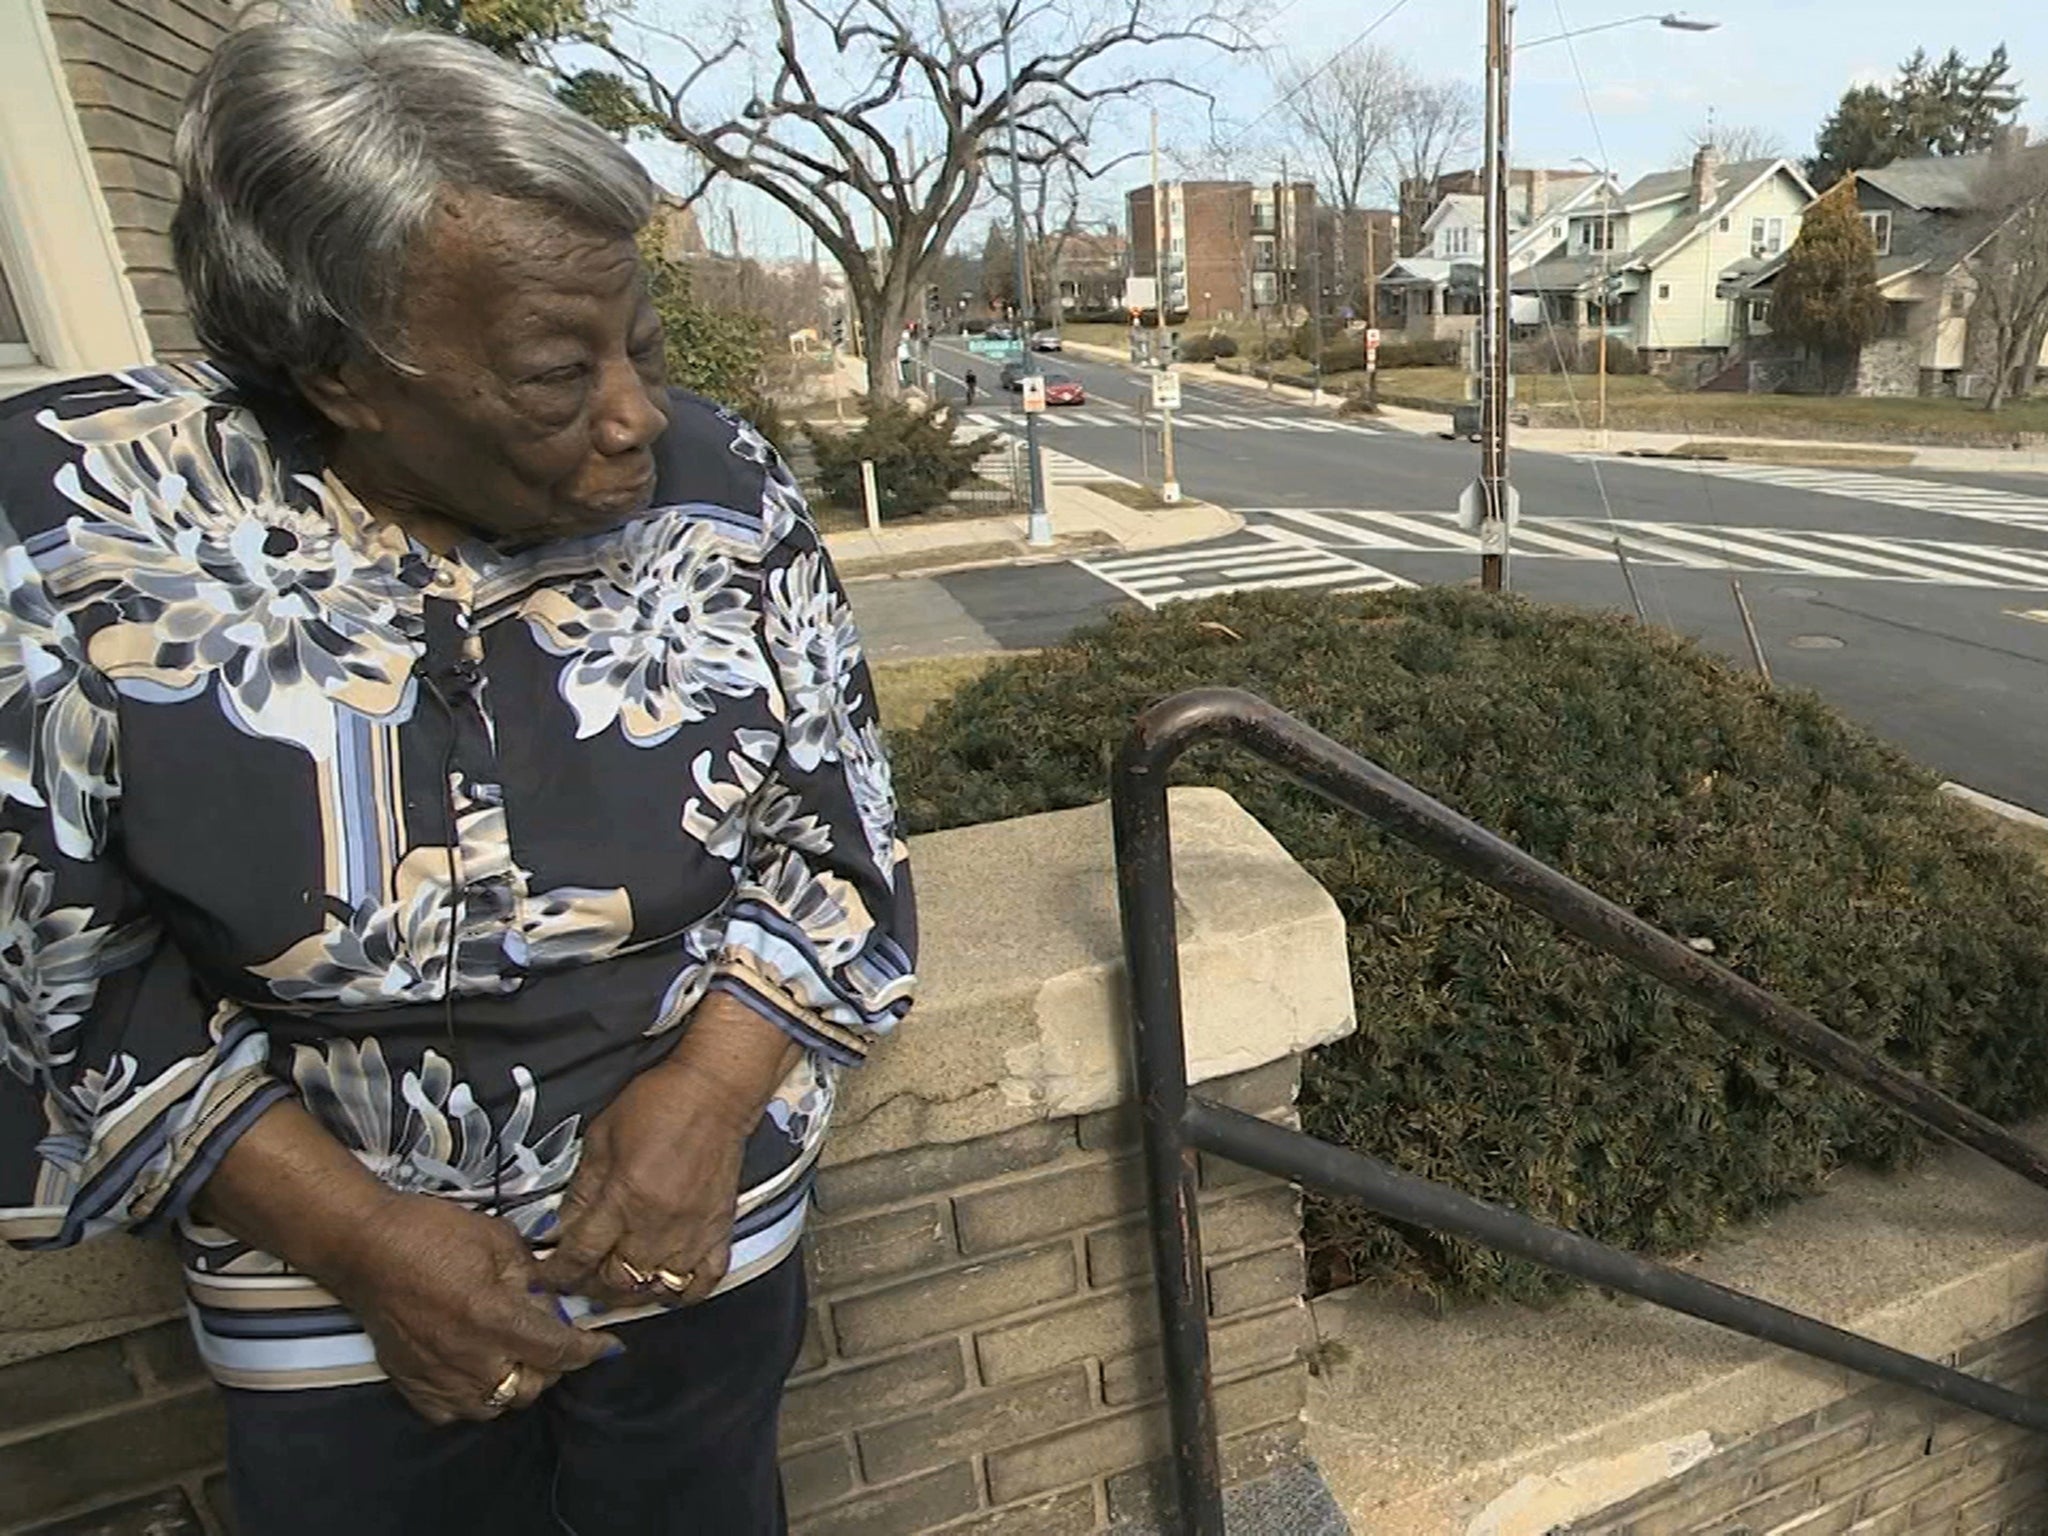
[[1692, 143, 1721, 212], [1529, 168, 1549, 219]]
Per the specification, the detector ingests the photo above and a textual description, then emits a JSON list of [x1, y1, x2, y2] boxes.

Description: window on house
[[1748, 299, 1771, 328], [1657, 283, 1671, 300], [1861, 210, 1893, 256], [1442, 226, 1471, 257], [1949, 287, 1970, 316], [1750, 216, 1786, 256], [1575, 221, 1614, 254]]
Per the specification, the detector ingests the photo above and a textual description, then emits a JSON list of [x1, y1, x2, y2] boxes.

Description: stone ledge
[[828, 787, 1356, 1167], [1303, 1118, 2048, 1535]]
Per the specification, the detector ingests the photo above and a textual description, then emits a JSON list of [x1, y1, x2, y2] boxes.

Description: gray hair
[[172, 12, 654, 391]]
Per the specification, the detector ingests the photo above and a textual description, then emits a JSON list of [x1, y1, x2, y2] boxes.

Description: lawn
[[872, 653, 1004, 731], [1537, 389, 2048, 445]]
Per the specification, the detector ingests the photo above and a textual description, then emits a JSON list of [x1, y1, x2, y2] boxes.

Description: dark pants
[[223, 1254, 806, 1536]]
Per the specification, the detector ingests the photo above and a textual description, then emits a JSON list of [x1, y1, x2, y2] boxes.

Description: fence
[[1109, 687, 2048, 1534]]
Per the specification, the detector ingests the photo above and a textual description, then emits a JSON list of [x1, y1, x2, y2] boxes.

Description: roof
[[1619, 159, 1812, 272], [1857, 146, 2048, 211], [1513, 255, 1604, 293], [1425, 194, 1484, 233], [1620, 166, 1696, 209], [1378, 257, 1471, 285]]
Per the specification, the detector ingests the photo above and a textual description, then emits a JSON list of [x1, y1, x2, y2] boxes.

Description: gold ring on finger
[[609, 1255, 656, 1290], [653, 1266, 695, 1296], [483, 1366, 523, 1411]]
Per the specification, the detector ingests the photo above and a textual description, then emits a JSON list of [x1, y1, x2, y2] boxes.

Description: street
[[854, 338, 2048, 810]]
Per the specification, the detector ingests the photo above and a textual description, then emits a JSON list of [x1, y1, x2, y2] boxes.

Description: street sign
[[1021, 375, 1046, 413], [1150, 370, 1181, 411], [1457, 480, 1521, 533], [1365, 328, 1382, 348], [968, 336, 1022, 360]]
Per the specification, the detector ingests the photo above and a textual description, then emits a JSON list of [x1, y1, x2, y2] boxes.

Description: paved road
[[857, 338, 2048, 811]]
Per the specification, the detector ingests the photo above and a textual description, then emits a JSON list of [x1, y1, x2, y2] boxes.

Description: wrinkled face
[[304, 191, 669, 545]]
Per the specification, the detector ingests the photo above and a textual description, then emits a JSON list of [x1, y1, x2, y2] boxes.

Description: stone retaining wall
[[0, 789, 1356, 1534], [1561, 1317, 2048, 1536]]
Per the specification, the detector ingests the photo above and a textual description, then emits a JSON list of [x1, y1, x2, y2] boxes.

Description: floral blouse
[[0, 363, 915, 1390]]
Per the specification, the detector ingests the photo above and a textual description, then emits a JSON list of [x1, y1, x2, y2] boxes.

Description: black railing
[[1110, 688, 2048, 1535]]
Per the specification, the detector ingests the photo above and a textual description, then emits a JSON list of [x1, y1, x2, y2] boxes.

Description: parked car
[[1043, 373, 1086, 406], [1030, 329, 1063, 352], [999, 360, 1027, 390], [984, 323, 1017, 341]]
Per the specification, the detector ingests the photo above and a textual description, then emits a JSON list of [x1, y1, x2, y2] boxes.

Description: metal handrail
[[1110, 688, 2048, 1534]]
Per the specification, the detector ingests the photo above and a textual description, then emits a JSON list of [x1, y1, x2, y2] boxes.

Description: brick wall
[[785, 1056, 1314, 1534], [0, 1056, 1317, 1535], [0, 1318, 225, 1535], [1560, 1316, 2048, 1536], [40, 0, 238, 359]]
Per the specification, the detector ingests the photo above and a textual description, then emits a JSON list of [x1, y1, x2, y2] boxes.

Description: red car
[[1042, 374, 1087, 407]]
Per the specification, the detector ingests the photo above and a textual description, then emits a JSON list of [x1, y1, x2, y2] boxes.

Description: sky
[[624, 0, 2048, 259]]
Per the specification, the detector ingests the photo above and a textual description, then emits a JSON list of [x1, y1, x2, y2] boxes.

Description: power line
[[1210, 0, 1423, 159]]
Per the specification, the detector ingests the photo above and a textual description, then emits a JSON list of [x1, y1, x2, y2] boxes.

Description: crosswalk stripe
[[1266, 506, 1457, 550], [1848, 535, 2048, 586], [1609, 521, 1874, 577], [1157, 567, 1411, 603], [1629, 459, 2048, 533], [1236, 506, 2048, 588], [1694, 524, 1979, 584]]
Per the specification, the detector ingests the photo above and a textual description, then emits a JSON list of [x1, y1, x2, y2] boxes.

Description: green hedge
[[891, 589, 2048, 1300], [802, 399, 996, 517]]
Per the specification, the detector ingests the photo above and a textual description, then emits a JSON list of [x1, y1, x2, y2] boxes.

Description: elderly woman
[[0, 14, 913, 1535]]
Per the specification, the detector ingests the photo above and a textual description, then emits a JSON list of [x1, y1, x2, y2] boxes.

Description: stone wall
[[1303, 1103, 2048, 1535], [0, 789, 1356, 1534], [1560, 1317, 2048, 1536], [783, 1060, 1314, 1534], [1852, 336, 1922, 399]]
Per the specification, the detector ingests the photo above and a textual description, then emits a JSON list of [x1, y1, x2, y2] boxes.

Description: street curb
[[1941, 782, 2048, 832]]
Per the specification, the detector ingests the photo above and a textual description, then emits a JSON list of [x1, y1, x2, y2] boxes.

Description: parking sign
[[1150, 370, 1181, 411], [1021, 374, 1046, 413]]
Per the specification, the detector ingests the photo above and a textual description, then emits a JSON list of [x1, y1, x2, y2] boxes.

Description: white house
[[1514, 147, 1817, 375], [1378, 171, 1611, 344]]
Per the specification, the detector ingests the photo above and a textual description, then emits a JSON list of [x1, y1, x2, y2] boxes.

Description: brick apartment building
[[1126, 179, 1318, 324]]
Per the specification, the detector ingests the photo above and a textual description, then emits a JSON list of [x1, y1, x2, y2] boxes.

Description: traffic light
[[829, 314, 847, 348], [1168, 330, 1182, 364]]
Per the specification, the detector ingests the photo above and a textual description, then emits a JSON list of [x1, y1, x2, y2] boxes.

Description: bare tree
[[1272, 45, 1407, 213], [1680, 119, 1789, 164], [538, 0, 1252, 396], [1962, 151, 2048, 410], [1389, 75, 1481, 254]]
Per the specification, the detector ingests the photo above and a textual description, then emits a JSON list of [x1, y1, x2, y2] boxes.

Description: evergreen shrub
[[803, 400, 997, 517], [891, 588, 2048, 1299]]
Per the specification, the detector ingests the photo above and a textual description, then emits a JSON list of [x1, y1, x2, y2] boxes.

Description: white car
[[1030, 330, 1063, 352]]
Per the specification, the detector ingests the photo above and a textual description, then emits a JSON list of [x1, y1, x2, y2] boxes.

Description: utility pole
[[1004, 24, 1052, 545], [1306, 182, 1325, 403], [1151, 108, 1179, 504], [1465, 0, 1517, 592], [1597, 174, 1611, 446], [1365, 214, 1380, 411]]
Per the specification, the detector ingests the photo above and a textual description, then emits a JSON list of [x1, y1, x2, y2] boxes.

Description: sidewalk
[[824, 479, 1241, 582], [1062, 337, 2048, 474]]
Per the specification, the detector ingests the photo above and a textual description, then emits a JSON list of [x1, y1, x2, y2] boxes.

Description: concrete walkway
[[825, 480, 1241, 581]]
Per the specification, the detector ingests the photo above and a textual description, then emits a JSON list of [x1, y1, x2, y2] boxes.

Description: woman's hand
[[194, 1098, 614, 1425], [323, 1191, 618, 1424], [537, 994, 800, 1308]]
